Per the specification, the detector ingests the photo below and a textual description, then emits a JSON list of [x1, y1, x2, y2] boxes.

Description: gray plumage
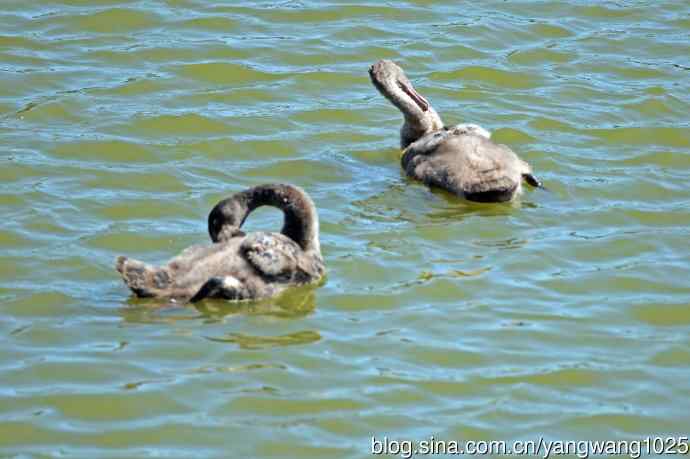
[[116, 184, 325, 302], [369, 60, 542, 202]]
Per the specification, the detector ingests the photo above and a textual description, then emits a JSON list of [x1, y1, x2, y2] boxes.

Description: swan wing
[[405, 133, 523, 195], [446, 135, 523, 194], [240, 232, 301, 280]]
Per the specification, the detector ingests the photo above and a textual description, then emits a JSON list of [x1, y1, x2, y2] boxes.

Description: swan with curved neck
[[116, 184, 325, 302], [369, 60, 542, 202]]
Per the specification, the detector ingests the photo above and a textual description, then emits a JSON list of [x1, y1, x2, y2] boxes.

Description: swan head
[[369, 60, 430, 113], [369, 60, 443, 148], [208, 196, 247, 243]]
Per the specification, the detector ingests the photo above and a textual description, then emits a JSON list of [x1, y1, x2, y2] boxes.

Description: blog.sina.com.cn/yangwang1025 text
[[370, 435, 690, 458]]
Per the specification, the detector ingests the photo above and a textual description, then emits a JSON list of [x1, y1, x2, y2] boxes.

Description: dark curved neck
[[208, 184, 320, 253]]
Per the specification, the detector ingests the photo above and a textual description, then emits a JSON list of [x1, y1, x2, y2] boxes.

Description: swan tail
[[116, 256, 172, 298], [523, 173, 544, 189]]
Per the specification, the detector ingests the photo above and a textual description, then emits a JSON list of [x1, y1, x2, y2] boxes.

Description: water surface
[[1, 1, 690, 457]]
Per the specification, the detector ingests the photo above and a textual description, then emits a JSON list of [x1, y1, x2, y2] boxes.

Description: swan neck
[[209, 185, 320, 253], [369, 61, 443, 148]]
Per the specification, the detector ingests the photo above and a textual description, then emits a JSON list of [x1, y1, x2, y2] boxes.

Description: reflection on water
[[119, 285, 319, 325], [352, 178, 524, 226], [119, 302, 204, 326], [205, 330, 321, 350], [195, 286, 319, 321]]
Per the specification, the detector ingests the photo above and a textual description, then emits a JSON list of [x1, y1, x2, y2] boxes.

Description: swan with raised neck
[[369, 59, 542, 202]]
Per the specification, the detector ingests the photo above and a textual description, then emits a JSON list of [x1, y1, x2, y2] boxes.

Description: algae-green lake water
[[1, 1, 689, 457]]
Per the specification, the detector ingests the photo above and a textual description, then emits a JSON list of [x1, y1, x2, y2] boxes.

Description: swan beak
[[398, 80, 429, 112]]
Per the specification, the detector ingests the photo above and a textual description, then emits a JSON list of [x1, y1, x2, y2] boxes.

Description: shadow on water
[[117, 283, 320, 325], [426, 185, 523, 220], [351, 176, 531, 226], [203, 329, 321, 350], [194, 284, 319, 321]]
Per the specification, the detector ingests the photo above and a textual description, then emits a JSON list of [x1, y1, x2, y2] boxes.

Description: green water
[[1, 1, 690, 457]]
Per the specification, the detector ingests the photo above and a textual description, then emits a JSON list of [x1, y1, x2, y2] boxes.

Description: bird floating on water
[[369, 59, 542, 202], [116, 184, 325, 302]]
